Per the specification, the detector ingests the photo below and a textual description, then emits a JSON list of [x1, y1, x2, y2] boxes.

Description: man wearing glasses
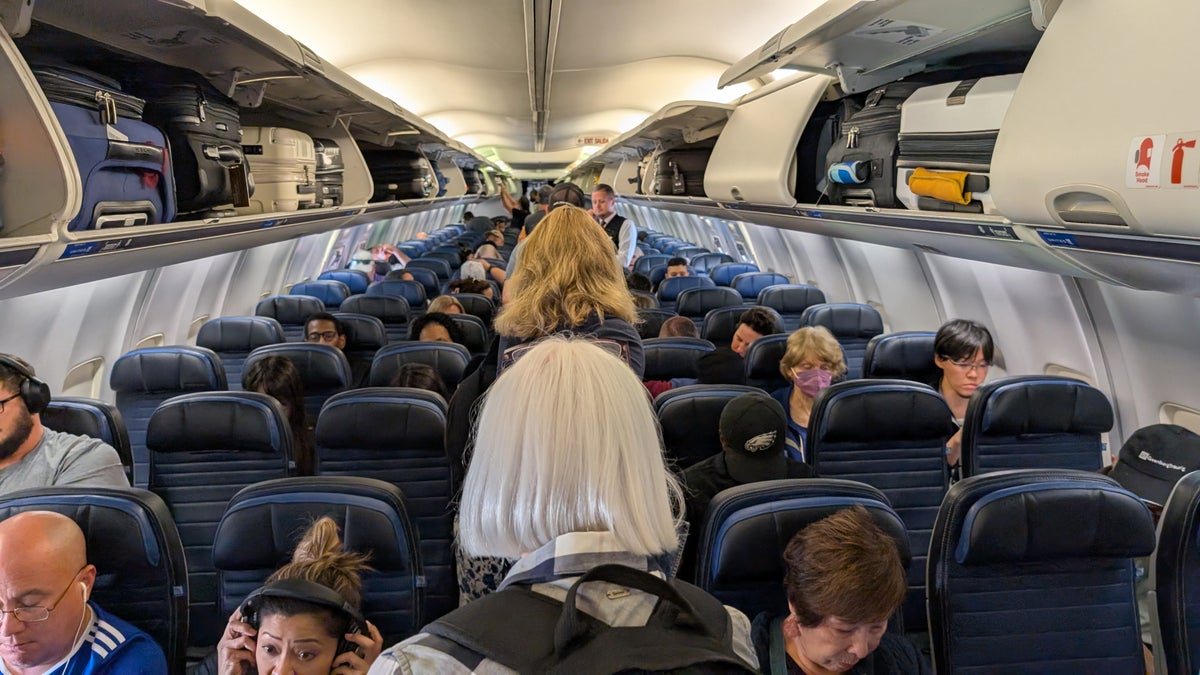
[[0, 356, 127, 496], [304, 312, 347, 352], [0, 511, 165, 673]]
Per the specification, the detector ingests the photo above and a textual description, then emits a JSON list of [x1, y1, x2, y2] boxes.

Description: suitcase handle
[[1046, 186, 1138, 230]]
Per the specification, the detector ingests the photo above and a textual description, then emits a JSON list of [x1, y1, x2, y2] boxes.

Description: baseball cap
[[547, 182, 586, 211], [720, 391, 789, 483], [1109, 424, 1200, 506]]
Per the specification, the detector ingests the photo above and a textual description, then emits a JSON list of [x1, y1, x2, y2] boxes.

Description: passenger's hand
[[946, 428, 963, 467], [217, 609, 256, 675], [331, 620, 383, 675]]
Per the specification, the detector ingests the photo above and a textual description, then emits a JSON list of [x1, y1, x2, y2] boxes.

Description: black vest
[[601, 214, 625, 250]]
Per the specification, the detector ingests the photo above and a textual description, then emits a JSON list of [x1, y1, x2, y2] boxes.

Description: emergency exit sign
[[576, 136, 610, 146]]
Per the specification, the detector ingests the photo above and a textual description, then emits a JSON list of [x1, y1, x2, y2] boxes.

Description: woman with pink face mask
[[770, 326, 847, 462]]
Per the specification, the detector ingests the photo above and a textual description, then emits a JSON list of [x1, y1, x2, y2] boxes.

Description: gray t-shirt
[[0, 428, 129, 495]]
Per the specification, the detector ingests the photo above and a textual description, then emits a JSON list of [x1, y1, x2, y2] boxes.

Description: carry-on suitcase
[[824, 81, 924, 208], [895, 74, 1022, 215], [140, 79, 245, 217], [34, 65, 176, 229], [236, 126, 317, 214], [363, 150, 433, 201], [312, 138, 344, 207], [461, 167, 484, 195], [652, 147, 712, 197]]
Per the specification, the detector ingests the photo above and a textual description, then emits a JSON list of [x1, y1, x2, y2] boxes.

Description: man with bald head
[[0, 511, 165, 673]]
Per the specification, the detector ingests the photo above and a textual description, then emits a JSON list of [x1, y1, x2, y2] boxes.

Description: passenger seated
[[378, 338, 757, 672], [626, 272, 653, 292], [383, 269, 415, 283], [243, 355, 314, 475], [0, 355, 127, 494], [771, 327, 846, 462], [216, 517, 382, 675], [388, 363, 451, 401], [932, 319, 994, 467], [305, 312, 347, 351], [665, 257, 690, 279], [0, 511, 166, 673], [659, 315, 700, 339], [448, 277, 493, 300], [410, 313, 465, 345], [645, 347, 745, 398], [751, 505, 929, 674], [731, 306, 784, 357], [427, 295, 464, 315]]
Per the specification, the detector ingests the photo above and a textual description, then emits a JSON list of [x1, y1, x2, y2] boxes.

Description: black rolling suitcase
[[823, 81, 923, 208], [652, 147, 712, 197], [364, 150, 432, 201], [461, 168, 484, 195], [140, 79, 246, 217], [312, 138, 344, 207]]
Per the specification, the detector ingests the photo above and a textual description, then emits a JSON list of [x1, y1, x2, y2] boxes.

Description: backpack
[[425, 563, 757, 674]]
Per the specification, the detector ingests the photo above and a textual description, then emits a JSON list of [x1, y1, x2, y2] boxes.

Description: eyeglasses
[[306, 331, 339, 342], [0, 567, 85, 623], [501, 338, 627, 371], [950, 359, 992, 373], [0, 392, 20, 414]]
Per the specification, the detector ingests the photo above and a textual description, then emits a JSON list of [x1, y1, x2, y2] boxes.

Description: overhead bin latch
[[0, 0, 34, 37], [1029, 0, 1063, 30], [834, 62, 926, 95]]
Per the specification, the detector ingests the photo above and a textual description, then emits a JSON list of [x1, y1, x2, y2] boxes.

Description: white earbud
[[79, 582, 88, 603]]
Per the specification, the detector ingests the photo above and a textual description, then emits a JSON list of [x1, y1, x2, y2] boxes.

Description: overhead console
[[0, 0, 505, 300]]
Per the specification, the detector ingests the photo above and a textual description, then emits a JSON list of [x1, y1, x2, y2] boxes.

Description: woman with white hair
[[370, 338, 757, 673]]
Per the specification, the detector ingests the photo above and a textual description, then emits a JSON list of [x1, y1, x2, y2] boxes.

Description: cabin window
[[1160, 403, 1200, 437], [61, 358, 104, 399]]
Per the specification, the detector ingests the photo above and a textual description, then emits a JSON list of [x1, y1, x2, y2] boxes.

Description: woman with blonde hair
[[494, 204, 643, 376], [771, 326, 847, 462]]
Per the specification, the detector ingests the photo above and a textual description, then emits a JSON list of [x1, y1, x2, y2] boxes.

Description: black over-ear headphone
[[0, 355, 50, 415], [239, 578, 366, 656]]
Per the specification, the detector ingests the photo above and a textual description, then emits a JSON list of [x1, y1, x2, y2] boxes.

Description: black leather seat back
[[340, 295, 411, 343], [332, 313, 389, 388], [800, 303, 885, 379], [757, 285, 827, 332], [196, 316, 287, 389], [41, 397, 134, 482], [962, 376, 1112, 477], [318, 269, 370, 295], [642, 337, 715, 381], [369, 342, 470, 390], [243, 343, 352, 420], [744, 334, 789, 392], [928, 469, 1154, 674], [289, 280, 351, 310], [636, 308, 677, 340], [255, 295, 326, 342], [445, 313, 489, 356], [655, 384, 763, 468], [634, 254, 672, 276], [212, 477, 423, 644], [675, 287, 743, 321], [702, 306, 784, 345], [407, 257, 452, 281], [1154, 469, 1200, 675], [453, 293, 495, 326], [863, 331, 938, 386], [366, 280, 427, 310]]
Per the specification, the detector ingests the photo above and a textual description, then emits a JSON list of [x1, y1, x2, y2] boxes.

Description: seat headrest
[[196, 317, 286, 353], [675, 288, 742, 316], [146, 391, 291, 455], [366, 280, 427, 306], [339, 295, 410, 323], [862, 332, 938, 383], [955, 480, 1155, 564], [801, 303, 885, 339], [368, 342, 470, 388], [657, 276, 715, 301], [316, 388, 446, 450], [110, 347, 227, 393], [255, 295, 325, 326], [745, 334, 789, 378], [332, 313, 388, 352], [708, 263, 760, 286], [41, 398, 123, 447], [757, 285, 827, 313], [244, 344, 353, 389], [317, 270, 370, 294], [812, 380, 957, 443], [290, 281, 350, 309], [643, 338, 716, 380], [978, 377, 1113, 436], [732, 273, 790, 300]]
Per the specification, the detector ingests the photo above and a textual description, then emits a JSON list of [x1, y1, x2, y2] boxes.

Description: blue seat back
[[800, 303, 885, 379], [403, 267, 442, 299], [636, 308, 677, 340], [673, 246, 710, 259], [631, 290, 660, 309], [862, 331, 938, 386], [634, 254, 673, 276], [744, 334, 789, 392], [1154, 468, 1200, 675], [445, 313, 489, 356], [41, 397, 133, 482], [243, 344, 352, 420], [928, 470, 1154, 674], [757, 285, 827, 331], [369, 342, 470, 390], [690, 252, 735, 274], [696, 479, 910, 620], [212, 477, 423, 643], [701, 306, 784, 346], [317, 269, 370, 295], [196, 316, 286, 388], [425, 250, 461, 271], [655, 384, 762, 467], [962, 376, 1112, 477], [453, 293, 495, 326], [367, 280, 428, 309], [709, 263, 760, 287], [808, 380, 957, 631], [642, 337, 715, 381], [407, 257, 452, 281], [0, 488, 189, 673], [332, 313, 389, 387], [110, 346, 227, 488], [340, 295, 411, 343], [255, 295, 326, 342], [657, 275, 716, 303], [674, 287, 743, 321], [146, 391, 292, 647], [648, 264, 670, 289], [289, 280, 351, 310], [315, 390, 454, 620], [732, 272, 789, 301]]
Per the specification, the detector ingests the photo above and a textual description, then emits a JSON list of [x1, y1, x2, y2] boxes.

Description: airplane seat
[[254, 295, 326, 342], [673, 246, 710, 260], [928, 469, 1154, 674], [407, 257, 452, 282], [289, 280, 351, 310], [340, 294, 411, 344], [366, 280, 428, 310], [756, 285, 827, 332], [242, 343, 353, 420], [452, 292, 495, 326], [196, 315, 287, 388], [442, 313, 489, 356], [331, 312, 388, 387], [695, 479, 910, 621], [690, 252, 735, 274], [369, 342, 470, 391], [708, 262, 760, 287], [636, 308, 677, 340], [961, 375, 1113, 477], [146, 391, 293, 648], [317, 269, 371, 295], [1152, 469, 1200, 675], [655, 384, 763, 468], [732, 272, 789, 301], [212, 476, 423, 645], [637, 244, 661, 256], [397, 244, 423, 259], [744, 334, 790, 392], [631, 290, 660, 309], [657, 240, 688, 255], [424, 251, 461, 272], [862, 331, 938, 386], [656, 275, 716, 307], [0, 487, 189, 673], [401, 267, 442, 299], [110, 346, 227, 488], [314, 389, 455, 620], [701, 305, 784, 346], [674, 287, 743, 330], [642, 337, 716, 382], [41, 397, 134, 482], [799, 303, 885, 379], [648, 264, 671, 290], [807, 379, 958, 632]]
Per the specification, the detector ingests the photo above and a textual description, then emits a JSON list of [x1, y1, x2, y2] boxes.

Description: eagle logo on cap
[[744, 431, 776, 453]]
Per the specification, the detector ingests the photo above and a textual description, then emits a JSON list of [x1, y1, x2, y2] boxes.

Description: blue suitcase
[[35, 66, 176, 229]]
